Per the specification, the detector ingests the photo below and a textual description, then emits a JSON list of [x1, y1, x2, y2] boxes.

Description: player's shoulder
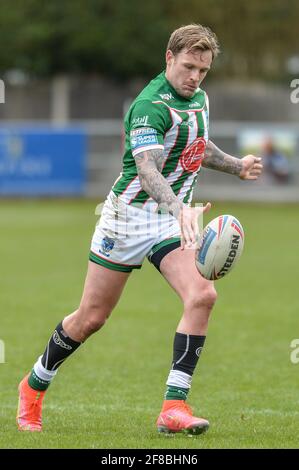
[[136, 76, 208, 112], [131, 72, 175, 111], [125, 73, 172, 129], [137, 72, 169, 99]]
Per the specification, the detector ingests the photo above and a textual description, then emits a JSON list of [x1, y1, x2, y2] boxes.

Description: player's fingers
[[181, 216, 194, 247], [179, 210, 193, 249], [179, 211, 185, 250], [203, 202, 211, 213], [245, 175, 259, 180], [195, 202, 211, 215], [190, 218, 199, 248], [183, 224, 194, 247], [180, 237, 185, 250], [188, 222, 196, 245], [192, 214, 199, 237], [191, 202, 211, 247]]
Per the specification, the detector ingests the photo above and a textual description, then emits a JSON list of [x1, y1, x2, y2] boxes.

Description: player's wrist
[[159, 200, 184, 218], [238, 157, 247, 179], [174, 201, 185, 218]]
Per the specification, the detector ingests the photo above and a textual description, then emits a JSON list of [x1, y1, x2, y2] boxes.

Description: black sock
[[172, 332, 206, 375], [41, 321, 81, 371], [165, 333, 206, 401]]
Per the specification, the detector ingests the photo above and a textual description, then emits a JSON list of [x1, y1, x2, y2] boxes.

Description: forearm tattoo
[[135, 149, 183, 217], [202, 140, 242, 176]]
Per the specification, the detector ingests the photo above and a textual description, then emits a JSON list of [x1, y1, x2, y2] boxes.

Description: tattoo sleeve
[[202, 140, 243, 176], [134, 149, 183, 217]]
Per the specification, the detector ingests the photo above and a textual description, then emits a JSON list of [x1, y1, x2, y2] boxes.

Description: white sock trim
[[166, 369, 192, 389], [33, 356, 58, 382]]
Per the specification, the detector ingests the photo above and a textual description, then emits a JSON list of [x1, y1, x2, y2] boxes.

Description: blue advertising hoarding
[[0, 127, 86, 195]]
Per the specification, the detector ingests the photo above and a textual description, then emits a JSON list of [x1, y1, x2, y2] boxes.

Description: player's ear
[[166, 50, 174, 66]]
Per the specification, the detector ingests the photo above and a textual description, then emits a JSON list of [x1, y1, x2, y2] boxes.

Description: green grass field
[[0, 199, 298, 449]]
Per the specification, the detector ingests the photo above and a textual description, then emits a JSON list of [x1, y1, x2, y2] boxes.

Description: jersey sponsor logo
[[189, 101, 201, 108], [132, 115, 149, 127], [180, 136, 206, 172], [130, 127, 157, 137], [180, 120, 194, 128], [130, 128, 159, 150], [99, 236, 115, 257], [159, 92, 174, 101]]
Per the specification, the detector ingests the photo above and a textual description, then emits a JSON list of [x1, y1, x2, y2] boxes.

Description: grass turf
[[0, 199, 298, 448]]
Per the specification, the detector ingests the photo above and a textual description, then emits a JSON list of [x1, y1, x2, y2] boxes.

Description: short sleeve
[[128, 100, 166, 157]]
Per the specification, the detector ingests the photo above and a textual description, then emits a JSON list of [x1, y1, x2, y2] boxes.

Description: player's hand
[[239, 155, 263, 180], [179, 203, 211, 250]]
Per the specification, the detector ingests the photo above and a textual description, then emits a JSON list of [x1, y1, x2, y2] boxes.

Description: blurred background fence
[[0, 0, 298, 201]]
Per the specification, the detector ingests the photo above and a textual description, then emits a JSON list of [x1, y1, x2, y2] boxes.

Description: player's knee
[[78, 302, 111, 337], [185, 285, 217, 312], [205, 285, 218, 308], [83, 316, 106, 336]]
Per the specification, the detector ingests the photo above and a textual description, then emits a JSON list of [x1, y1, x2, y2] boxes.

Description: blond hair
[[167, 24, 220, 60]]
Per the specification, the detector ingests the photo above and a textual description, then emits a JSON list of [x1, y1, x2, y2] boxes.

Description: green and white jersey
[[112, 71, 209, 212]]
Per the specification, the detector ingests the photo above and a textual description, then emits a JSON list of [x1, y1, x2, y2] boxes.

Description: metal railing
[[83, 119, 299, 201]]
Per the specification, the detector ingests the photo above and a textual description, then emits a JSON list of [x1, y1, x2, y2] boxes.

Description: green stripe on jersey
[[171, 172, 191, 195], [183, 173, 199, 204]]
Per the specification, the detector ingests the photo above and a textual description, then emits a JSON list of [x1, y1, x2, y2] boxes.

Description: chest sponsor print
[[180, 136, 206, 173]]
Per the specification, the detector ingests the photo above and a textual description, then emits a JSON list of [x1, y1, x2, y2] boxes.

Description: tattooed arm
[[202, 140, 242, 175], [202, 140, 263, 180], [134, 148, 183, 217]]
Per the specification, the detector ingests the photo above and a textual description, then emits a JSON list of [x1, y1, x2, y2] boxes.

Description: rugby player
[[17, 24, 262, 435]]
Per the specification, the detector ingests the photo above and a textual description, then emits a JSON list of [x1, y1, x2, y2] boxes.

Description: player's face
[[165, 48, 212, 98]]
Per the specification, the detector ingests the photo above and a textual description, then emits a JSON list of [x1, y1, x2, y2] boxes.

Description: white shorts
[[89, 192, 181, 272]]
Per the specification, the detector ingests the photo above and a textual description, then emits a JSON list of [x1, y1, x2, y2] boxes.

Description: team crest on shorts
[[99, 236, 115, 257]]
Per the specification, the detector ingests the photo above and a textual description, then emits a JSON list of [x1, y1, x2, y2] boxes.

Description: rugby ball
[[195, 215, 244, 280]]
